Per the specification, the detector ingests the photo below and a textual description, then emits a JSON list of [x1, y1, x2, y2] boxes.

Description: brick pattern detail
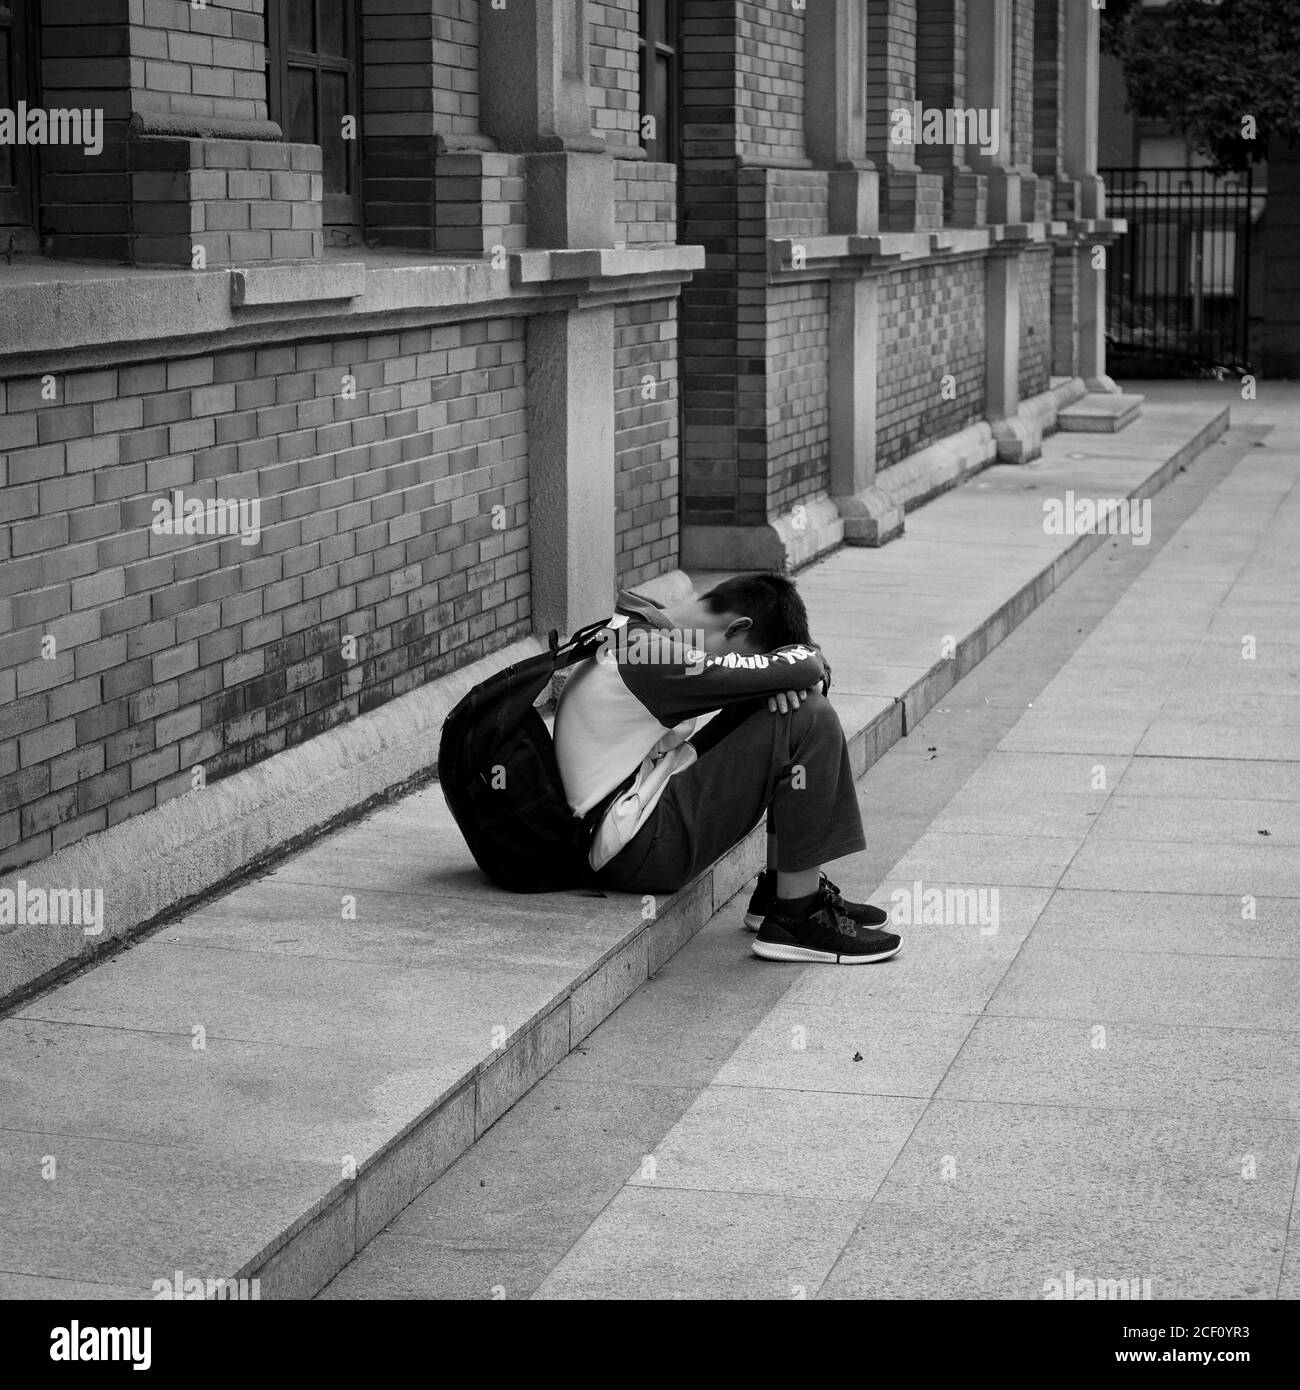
[[1051, 242, 1080, 376], [735, 1, 805, 161], [866, 0, 919, 170], [129, 0, 268, 125], [915, 0, 966, 200], [615, 160, 677, 247], [130, 136, 324, 268], [363, 0, 481, 251], [1019, 246, 1053, 398], [1011, 0, 1036, 171], [589, 0, 641, 146], [0, 324, 530, 871], [614, 301, 679, 587], [432, 152, 527, 257], [876, 259, 987, 468], [766, 169, 828, 239], [766, 282, 830, 515], [1032, 0, 1064, 176]]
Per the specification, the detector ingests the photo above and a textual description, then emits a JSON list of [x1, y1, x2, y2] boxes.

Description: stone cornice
[[0, 245, 706, 377]]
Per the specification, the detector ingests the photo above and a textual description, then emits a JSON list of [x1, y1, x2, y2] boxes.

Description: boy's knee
[[790, 686, 840, 734]]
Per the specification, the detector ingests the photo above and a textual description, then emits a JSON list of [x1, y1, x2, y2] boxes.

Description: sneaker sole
[[751, 939, 902, 965]]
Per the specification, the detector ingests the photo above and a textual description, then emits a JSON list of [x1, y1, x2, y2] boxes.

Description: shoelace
[[813, 890, 860, 939]]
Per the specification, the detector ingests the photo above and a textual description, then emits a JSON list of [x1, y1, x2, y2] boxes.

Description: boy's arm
[[614, 630, 826, 727]]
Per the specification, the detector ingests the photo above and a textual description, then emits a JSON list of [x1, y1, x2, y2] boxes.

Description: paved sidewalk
[[0, 388, 1244, 1298], [318, 384, 1300, 1301], [526, 406, 1300, 1299]]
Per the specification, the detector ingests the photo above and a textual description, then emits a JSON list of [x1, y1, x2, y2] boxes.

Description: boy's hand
[[766, 686, 819, 715]]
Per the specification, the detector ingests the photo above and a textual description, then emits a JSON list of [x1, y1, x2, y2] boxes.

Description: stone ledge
[[230, 261, 367, 308], [0, 247, 704, 375]]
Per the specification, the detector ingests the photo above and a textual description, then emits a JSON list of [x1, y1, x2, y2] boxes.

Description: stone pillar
[[527, 310, 617, 635], [985, 246, 1040, 461], [807, 0, 880, 532], [805, 0, 879, 234], [964, 0, 1019, 224], [865, 0, 943, 230], [829, 276, 880, 500], [1061, 0, 1117, 391], [480, 0, 618, 632], [479, 0, 612, 250]]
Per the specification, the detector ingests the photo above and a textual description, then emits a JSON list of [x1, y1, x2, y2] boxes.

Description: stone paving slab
[[0, 396, 1234, 1298]]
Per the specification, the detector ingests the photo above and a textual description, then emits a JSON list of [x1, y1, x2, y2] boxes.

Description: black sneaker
[[752, 889, 902, 965], [743, 869, 891, 932]]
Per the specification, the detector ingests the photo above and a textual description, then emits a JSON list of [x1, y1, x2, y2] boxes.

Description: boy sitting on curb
[[554, 573, 901, 964]]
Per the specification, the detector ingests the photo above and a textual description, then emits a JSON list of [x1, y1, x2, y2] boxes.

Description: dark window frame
[[266, 0, 363, 237], [639, 0, 680, 165], [0, 0, 39, 238]]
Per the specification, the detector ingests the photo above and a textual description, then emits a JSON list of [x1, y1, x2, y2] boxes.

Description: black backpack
[[438, 618, 616, 893]]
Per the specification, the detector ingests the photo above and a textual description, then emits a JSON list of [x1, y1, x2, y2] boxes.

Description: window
[[639, 0, 679, 164], [0, 0, 36, 236], [267, 0, 361, 234]]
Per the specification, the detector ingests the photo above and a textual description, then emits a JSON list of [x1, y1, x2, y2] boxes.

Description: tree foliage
[[1100, 0, 1300, 171]]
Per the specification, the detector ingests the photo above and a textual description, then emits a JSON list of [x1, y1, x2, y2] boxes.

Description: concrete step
[[1057, 392, 1144, 432], [0, 398, 1230, 1300]]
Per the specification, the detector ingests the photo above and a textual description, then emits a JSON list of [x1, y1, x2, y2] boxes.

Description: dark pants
[[593, 689, 866, 895]]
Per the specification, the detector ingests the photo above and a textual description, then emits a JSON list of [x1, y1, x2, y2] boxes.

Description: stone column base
[[681, 497, 844, 574], [837, 421, 997, 545]]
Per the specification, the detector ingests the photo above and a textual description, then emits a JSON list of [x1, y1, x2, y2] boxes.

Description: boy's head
[[689, 572, 813, 656]]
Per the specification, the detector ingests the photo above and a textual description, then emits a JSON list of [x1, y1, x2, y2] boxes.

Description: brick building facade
[[1, 1, 1121, 995]]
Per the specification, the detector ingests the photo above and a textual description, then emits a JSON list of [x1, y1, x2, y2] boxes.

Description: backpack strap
[[554, 616, 614, 669]]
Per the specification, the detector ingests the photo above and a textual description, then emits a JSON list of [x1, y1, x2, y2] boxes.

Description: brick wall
[[1033, 0, 1064, 176], [431, 151, 528, 257], [1011, 0, 1036, 172], [614, 301, 679, 588], [866, 0, 918, 167], [615, 160, 677, 247], [128, 0, 267, 124], [766, 282, 830, 515], [129, 135, 324, 268], [589, 0, 640, 146], [735, 1, 805, 162], [363, 0, 482, 250], [0, 323, 529, 872], [1019, 246, 1053, 397], [877, 259, 987, 468], [766, 169, 828, 240], [914, 0, 966, 216]]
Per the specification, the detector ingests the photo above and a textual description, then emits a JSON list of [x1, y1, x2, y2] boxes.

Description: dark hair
[[701, 572, 812, 652]]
